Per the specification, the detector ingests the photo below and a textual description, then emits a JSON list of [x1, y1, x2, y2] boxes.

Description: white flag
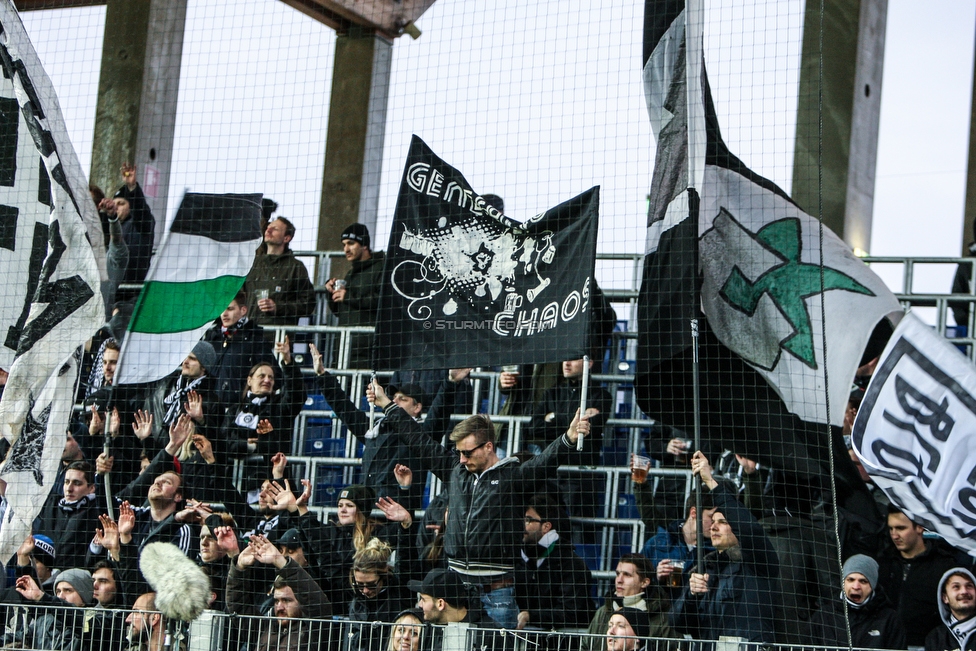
[[853, 312, 976, 553], [0, 352, 77, 564], [0, 2, 104, 563]]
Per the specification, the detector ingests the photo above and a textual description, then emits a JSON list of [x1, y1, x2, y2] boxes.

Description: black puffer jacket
[[328, 252, 385, 327], [403, 428, 576, 575], [670, 483, 779, 644]]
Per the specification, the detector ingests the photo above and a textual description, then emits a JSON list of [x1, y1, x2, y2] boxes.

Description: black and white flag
[[0, 351, 77, 563], [853, 312, 976, 553], [372, 136, 600, 371], [0, 3, 103, 561]]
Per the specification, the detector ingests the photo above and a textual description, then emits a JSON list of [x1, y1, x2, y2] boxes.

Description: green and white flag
[[115, 193, 262, 384]]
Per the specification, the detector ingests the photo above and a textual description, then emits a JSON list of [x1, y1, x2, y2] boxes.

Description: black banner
[[372, 136, 599, 371]]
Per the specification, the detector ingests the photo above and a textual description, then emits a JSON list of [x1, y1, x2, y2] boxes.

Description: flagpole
[[578, 355, 589, 452], [368, 371, 377, 431], [103, 389, 115, 522], [691, 319, 703, 568]]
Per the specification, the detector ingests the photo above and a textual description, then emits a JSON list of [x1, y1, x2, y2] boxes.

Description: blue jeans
[[480, 585, 519, 629]]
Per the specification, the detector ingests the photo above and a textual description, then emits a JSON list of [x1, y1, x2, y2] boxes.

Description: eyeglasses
[[455, 441, 488, 458], [523, 517, 543, 524], [353, 579, 382, 590]]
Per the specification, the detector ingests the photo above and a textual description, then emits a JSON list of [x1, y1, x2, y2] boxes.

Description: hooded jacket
[[669, 483, 779, 645], [925, 568, 976, 651]]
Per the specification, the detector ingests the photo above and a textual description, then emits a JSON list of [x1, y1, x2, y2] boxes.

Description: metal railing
[[0, 602, 895, 651]]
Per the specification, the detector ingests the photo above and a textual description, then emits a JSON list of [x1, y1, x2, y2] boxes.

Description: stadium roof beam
[[14, 0, 104, 9], [792, 0, 887, 256], [277, 0, 434, 40]]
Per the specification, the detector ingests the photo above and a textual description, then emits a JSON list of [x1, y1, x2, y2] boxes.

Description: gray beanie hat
[[842, 554, 879, 588], [55, 568, 94, 606], [191, 341, 217, 372]]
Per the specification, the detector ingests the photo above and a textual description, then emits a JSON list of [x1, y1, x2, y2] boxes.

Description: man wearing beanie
[[140, 340, 217, 443], [326, 222, 385, 369], [607, 607, 652, 651], [815, 554, 905, 649], [3, 568, 96, 649]]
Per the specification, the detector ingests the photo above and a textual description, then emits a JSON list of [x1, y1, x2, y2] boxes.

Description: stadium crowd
[[0, 172, 973, 651]]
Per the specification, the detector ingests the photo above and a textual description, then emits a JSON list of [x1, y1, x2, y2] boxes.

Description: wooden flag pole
[[578, 355, 589, 452]]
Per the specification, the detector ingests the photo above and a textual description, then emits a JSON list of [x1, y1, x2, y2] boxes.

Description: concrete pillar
[[317, 28, 392, 275], [90, 0, 185, 242], [792, 0, 887, 254], [962, 12, 976, 254]]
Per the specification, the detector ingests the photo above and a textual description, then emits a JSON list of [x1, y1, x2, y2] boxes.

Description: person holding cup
[[244, 216, 315, 327], [325, 223, 385, 370]]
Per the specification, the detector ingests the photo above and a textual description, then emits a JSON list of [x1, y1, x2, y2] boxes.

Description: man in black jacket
[[33, 461, 100, 572], [325, 223, 385, 369], [309, 344, 461, 512], [203, 291, 275, 406], [815, 554, 905, 649], [926, 568, 976, 651], [877, 507, 964, 647], [515, 494, 593, 630], [399, 410, 592, 629]]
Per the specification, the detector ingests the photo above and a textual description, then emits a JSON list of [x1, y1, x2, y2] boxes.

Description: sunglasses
[[455, 441, 488, 458], [353, 579, 383, 590]]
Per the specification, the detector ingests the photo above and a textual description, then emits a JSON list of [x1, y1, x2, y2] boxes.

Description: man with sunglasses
[[399, 409, 594, 629]]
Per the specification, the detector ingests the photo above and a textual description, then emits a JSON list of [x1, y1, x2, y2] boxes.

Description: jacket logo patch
[[868, 630, 881, 637], [491, 480, 499, 485]]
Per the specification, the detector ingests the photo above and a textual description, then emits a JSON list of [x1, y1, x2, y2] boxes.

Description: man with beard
[[125, 592, 164, 651], [91, 462, 192, 595], [515, 494, 593, 630], [325, 223, 385, 369], [225, 534, 332, 651], [926, 569, 976, 651]]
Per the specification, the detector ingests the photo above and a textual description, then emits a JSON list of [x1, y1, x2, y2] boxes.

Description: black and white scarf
[[59, 493, 97, 513], [163, 374, 207, 425]]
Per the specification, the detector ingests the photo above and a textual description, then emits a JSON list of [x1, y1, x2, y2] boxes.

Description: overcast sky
[[17, 0, 976, 319]]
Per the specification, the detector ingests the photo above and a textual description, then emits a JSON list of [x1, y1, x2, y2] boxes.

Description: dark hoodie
[[925, 568, 976, 651]]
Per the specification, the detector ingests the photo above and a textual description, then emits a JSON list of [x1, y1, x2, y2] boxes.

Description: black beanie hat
[[338, 484, 376, 515]]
